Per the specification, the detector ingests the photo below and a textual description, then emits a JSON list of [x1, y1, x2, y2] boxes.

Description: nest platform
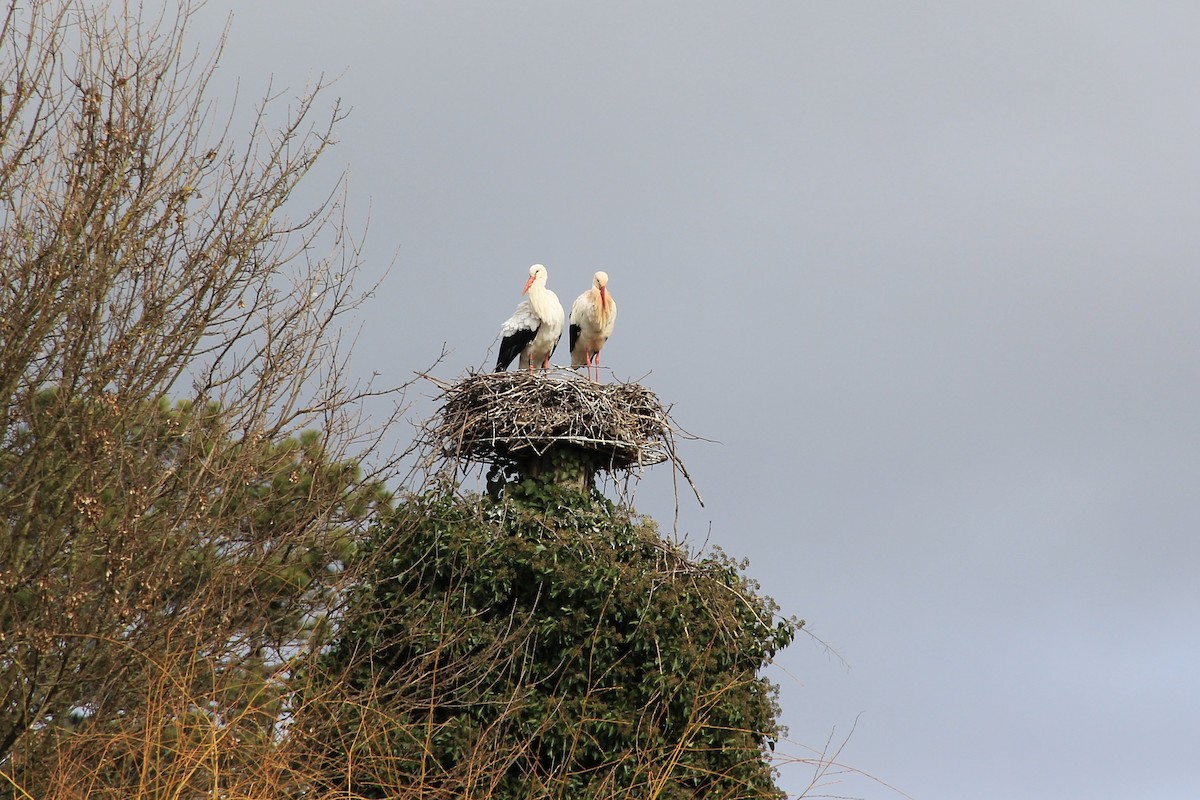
[[425, 370, 674, 472]]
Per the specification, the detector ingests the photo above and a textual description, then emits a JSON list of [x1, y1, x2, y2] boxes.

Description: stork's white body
[[569, 271, 617, 382], [496, 264, 564, 372]]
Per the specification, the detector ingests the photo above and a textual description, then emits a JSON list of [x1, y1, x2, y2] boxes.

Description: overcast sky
[[190, 3, 1200, 797]]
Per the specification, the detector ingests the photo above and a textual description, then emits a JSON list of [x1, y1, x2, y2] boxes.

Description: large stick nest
[[424, 370, 678, 472]]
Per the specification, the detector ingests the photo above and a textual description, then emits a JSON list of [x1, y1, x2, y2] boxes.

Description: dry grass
[[3, 655, 875, 800]]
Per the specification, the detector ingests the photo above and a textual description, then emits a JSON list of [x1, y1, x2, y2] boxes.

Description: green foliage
[[486, 447, 606, 511], [486, 446, 604, 508], [303, 485, 797, 799]]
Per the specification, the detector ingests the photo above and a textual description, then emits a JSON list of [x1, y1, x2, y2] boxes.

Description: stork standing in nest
[[570, 271, 617, 382], [495, 264, 565, 372]]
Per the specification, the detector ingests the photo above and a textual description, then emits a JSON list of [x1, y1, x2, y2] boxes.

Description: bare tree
[[0, 1, 403, 793]]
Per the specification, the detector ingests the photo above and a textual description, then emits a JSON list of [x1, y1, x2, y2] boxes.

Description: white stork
[[495, 264, 564, 372], [569, 271, 617, 382]]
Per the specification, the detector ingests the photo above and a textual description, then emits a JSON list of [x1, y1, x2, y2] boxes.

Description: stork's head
[[524, 263, 548, 294], [594, 271, 609, 305]]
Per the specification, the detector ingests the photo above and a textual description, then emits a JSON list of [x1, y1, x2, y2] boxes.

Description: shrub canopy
[[304, 480, 796, 800]]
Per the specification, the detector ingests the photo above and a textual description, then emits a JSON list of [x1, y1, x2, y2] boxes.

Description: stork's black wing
[[568, 322, 581, 357], [495, 327, 537, 371]]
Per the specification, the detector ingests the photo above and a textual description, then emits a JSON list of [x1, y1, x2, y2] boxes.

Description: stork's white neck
[[528, 280, 557, 321]]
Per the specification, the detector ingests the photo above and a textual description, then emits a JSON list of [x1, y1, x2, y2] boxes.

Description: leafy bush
[[302, 481, 797, 800]]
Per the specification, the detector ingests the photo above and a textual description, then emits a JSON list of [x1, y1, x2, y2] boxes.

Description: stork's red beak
[[599, 285, 607, 308], [523, 275, 536, 294]]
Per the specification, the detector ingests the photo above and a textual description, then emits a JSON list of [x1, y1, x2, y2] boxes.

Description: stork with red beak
[[569, 271, 617, 382], [495, 264, 565, 372]]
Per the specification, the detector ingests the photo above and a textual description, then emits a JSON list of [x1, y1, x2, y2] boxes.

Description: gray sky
[[192, 3, 1200, 797]]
